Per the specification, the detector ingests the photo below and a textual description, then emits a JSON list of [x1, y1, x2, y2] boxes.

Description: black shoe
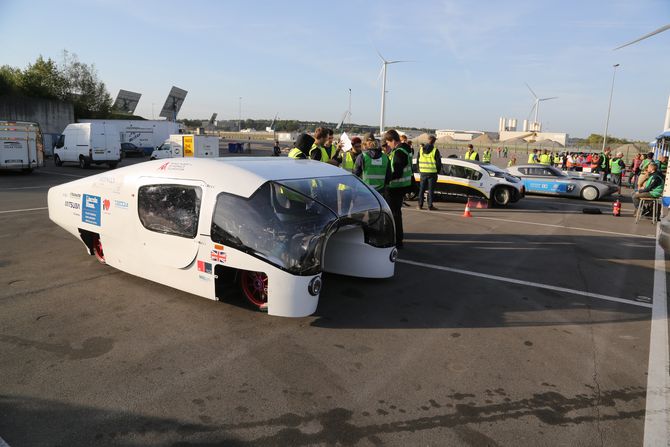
[[429, 205, 438, 211], [417, 204, 424, 210], [403, 201, 410, 207]]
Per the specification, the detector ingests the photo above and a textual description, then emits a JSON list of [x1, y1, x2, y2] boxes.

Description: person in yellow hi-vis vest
[[336, 137, 363, 215], [309, 127, 340, 166], [539, 149, 551, 165], [464, 144, 479, 161], [417, 135, 442, 210], [288, 133, 315, 159], [384, 129, 412, 249], [339, 137, 362, 173]]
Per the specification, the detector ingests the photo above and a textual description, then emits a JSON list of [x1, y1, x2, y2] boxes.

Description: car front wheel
[[240, 270, 268, 311], [492, 187, 511, 207], [54, 155, 62, 167], [581, 186, 599, 201]]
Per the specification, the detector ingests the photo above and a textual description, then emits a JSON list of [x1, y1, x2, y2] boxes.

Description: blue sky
[[1, 0, 669, 140]]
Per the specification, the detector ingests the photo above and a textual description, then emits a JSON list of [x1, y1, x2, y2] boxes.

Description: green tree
[[19, 56, 68, 99], [0, 66, 21, 95], [60, 51, 113, 118]]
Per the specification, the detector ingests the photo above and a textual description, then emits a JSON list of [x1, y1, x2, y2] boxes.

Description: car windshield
[[482, 164, 507, 175], [211, 176, 394, 275]]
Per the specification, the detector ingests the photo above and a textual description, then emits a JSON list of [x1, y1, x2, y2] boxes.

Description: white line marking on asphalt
[[2, 186, 51, 190], [397, 258, 652, 309], [0, 207, 48, 214], [405, 208, 656, 239], [643, 226, 669, 446]]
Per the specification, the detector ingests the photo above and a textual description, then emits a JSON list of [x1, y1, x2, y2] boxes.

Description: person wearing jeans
[[417, 136, 442, 210]]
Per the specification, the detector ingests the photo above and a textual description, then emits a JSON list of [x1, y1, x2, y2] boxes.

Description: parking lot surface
[[0, 158, 668, 446]]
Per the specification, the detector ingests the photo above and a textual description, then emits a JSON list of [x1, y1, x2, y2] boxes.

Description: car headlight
[[308, 276, 322, 296]]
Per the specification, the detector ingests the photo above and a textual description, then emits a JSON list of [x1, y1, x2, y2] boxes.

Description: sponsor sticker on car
[[81, 194, 101, 226], [197, 260, 213, 274]]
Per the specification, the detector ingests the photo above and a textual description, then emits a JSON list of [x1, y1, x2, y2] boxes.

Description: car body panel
[[507, 164, 617, 200], [47, 158, 396, 317]]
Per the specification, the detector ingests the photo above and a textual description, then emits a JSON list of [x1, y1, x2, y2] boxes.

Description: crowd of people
[[287, 127, 426, 249], [286, 127, 669, 238]]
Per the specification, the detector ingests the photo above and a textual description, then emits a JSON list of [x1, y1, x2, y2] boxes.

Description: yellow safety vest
[[341, 151, 356, 172], [418, 147, 438, 173], [309, 144, 330, 161], [527, 153, 536, 164]]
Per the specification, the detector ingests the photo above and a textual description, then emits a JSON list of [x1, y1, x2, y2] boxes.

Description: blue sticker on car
[[81, 194, 101, 226], [524, 180, 575, 194]]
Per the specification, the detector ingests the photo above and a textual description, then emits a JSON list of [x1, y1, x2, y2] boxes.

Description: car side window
[[138, 184, 202, 238], [518, 168, 528, 175], [466, 168, 483, 181], [528, 168, 546, 176], [448, 165, 466, 178], [55, 135, 64, 148], [441, 164, 452, 176]]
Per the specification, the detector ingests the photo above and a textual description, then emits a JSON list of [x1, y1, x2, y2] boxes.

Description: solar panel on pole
[[113, 90, 142, 114], [159, 86, 188, 121]]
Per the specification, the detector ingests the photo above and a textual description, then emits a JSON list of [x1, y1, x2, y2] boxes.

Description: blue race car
[[506, 164, 617, 201]]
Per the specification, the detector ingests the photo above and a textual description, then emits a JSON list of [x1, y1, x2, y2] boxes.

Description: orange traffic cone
[[463, 201, 473, 218]]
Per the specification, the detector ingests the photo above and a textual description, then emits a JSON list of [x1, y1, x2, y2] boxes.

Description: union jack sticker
[[210, 249, 227, 263]]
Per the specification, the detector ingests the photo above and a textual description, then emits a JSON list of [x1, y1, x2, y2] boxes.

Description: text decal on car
[[81, 194, 101, 226]]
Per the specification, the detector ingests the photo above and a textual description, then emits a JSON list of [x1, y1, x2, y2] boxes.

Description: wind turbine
[[377, 50, 411, 135], [614, 23, 670, 50], [525, 83, 557, 129]]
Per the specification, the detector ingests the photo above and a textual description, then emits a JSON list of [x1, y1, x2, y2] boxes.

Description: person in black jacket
[[383, 129, 412, 248]]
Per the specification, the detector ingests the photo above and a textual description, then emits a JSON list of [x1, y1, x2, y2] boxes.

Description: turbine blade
[[388, 60, 413, 64], [525, 82, 538, 99], [614, 23, 670, 50], [375, 48, 387, 62], [527, 102, 537, 120], [375, 64, 384, 84], [539, 96, 558, 101]]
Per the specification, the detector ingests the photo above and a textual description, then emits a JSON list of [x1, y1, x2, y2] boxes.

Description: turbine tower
[[525, 83, 557, 130], [377, 50, 410, 135]]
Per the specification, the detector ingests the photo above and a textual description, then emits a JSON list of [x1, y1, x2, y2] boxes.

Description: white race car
[[48, 158, 397, 317], [410, 158, 525, 206]]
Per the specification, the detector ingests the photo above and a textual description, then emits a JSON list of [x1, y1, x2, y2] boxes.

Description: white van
[[0, 120, 44, 173], [54, 123, 121, 169], [150, 134, 219, 160]]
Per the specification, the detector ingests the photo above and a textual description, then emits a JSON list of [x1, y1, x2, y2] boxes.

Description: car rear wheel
[[492, 187, 511, 207], [79, 157, 87, 169], [108, 162, 118, 169], [581, 186, 599, 201], [240, 270, 268, 310], [54, 155, 62, 167], [93, 235, 105, 264]]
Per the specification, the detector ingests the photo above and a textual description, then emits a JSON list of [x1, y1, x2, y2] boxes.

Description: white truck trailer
[[79, 119, 184, 156], [150, 134, 219, 160], [0, 120, 44, 172]]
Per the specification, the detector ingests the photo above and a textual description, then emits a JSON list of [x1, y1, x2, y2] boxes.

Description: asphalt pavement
[[0, 156, 667, 446]]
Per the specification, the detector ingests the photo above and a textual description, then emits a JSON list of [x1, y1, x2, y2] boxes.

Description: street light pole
[[602, 63, 620, 152], [238, 96, 242, 132]]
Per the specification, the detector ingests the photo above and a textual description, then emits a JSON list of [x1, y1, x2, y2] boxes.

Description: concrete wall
[[0, 96, 74, 153]]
